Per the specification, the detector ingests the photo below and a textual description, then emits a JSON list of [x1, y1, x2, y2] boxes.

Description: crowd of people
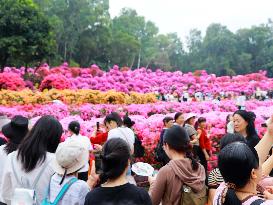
[[0, 108, 273, 205], [156, 88, 273, 105]]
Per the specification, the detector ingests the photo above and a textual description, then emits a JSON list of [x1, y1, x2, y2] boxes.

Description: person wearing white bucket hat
[[42, 139, 90, 205]]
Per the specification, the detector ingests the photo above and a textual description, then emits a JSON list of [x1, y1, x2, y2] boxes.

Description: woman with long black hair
[[149, 125, 206, 205], [233, 110, 260, 148], [0, 115, 63, 204]]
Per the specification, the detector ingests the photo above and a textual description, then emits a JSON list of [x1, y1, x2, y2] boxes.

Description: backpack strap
[[250, 199, 265, 205], [11, 152, 20, 185], [32, 159, 51, 189], [11, 152, 51, 189], [52, 178, 78, 205]]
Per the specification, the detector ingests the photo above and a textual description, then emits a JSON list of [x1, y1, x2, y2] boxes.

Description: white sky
[[109, 0, 273, 41]]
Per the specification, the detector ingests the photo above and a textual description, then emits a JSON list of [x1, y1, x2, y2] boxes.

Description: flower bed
[[2, 64, 273, 95], [0, 89, 156, 105], [0, 100, 272, 166]]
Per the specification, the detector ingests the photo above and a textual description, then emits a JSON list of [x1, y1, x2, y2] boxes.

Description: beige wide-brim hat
[[52, 139, 89, 175]]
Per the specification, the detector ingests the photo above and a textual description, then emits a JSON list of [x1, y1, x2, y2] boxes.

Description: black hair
[[194, 117, 206, 130], [104, 112, 123, 127], [17, 115, 63, 172], [218, 142, 259, 205], [164, 125, 199, 170], [0, 137, 7, 146], [174, 112, 183, 122], [225, 114, 232, 132], [220, 133, 247, 150], [233, 110, 257, 137], [68, 121, 80, 135], [100, 138, 130, 183], [226, 114, 232, 124], [163, 117, 173, 125], [4, 141, 19, 155]]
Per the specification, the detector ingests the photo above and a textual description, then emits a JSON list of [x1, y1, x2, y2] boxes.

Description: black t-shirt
[[84, 183, 152, 205]]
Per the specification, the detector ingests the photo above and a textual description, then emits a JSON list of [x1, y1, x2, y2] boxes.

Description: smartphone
[[96, 122, 100, 131], [94, 152, 103, 174]]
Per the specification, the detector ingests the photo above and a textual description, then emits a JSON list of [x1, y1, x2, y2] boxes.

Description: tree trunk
[[64, 42, 67, 61], [137, 48, 141, 68]]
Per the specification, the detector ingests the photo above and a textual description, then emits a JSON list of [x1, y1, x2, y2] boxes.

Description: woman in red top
[[195, 117, 211, 174]]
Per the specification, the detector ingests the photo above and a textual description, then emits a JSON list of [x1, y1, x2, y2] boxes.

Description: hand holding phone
[[96, 122, 100, 132]]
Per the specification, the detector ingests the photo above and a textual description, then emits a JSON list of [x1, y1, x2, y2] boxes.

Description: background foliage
[[1, 0, 273, 76]]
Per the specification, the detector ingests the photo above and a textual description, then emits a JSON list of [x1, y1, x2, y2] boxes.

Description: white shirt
[[66, 134, 92, 172], [0, 151, 55, 205], [108, 127, 135, 150], [236, 95, 246, 107], [48, 174, 90, 205], [0, 145, 8, 200], [227, 121, 234, 134]]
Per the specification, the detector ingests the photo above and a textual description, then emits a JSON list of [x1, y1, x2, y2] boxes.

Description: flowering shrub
[[40, 74, 72, 90], [0, 73, 25, 91], [1, 64, 273, 95], [0, 89, 157, 105]]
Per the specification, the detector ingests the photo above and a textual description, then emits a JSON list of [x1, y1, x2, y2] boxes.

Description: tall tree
[[0, 0, 55, 69]]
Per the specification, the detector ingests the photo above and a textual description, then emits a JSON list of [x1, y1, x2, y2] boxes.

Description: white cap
[[52, 139, 89, 175], [185, 113, 197, 122]]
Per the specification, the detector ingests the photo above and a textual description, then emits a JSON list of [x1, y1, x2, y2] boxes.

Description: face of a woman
[[176, 115, 184, 125], [200, 121, 206, 128], [105, 121, 118, 130], [233, 114, 248, 134], [189, 117, 196, 126], [166, 120, 174, 129]]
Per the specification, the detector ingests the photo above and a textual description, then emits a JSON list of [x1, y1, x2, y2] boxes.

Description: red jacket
[[90, 132, 108, 145], [198, 128, 211, 151]]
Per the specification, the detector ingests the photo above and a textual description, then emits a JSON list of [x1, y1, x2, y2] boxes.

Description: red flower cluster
[[40, 74, 72, 90], [0, 73, 25, 91]]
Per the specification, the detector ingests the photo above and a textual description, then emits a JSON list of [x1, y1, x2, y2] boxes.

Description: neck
[[170, 152, 185, 160], [102, 173, 128, 187], [240, 130, 248, 137], [236, 183, 257, 199]]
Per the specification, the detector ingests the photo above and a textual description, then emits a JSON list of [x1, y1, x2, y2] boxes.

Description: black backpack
[[134, 134, 145, 158]]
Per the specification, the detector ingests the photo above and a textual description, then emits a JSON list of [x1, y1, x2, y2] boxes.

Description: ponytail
[[68, 121, 80, 135]]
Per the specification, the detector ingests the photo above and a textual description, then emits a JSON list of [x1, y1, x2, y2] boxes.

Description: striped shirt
[[208, 168, 224, 189]]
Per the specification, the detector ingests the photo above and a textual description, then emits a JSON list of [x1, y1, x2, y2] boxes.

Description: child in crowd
[[42, 139, 90, 205]]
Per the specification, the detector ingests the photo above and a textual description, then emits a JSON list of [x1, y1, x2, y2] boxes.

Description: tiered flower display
[[1, 64, 273, 95], [1, 64, 273, 168]]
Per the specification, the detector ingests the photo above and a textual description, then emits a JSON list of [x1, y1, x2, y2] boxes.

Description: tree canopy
[[1, 0, 273, 76]]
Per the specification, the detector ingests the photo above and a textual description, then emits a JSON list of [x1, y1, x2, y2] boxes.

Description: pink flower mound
[[0, 73, 25, 90], [40, 74, 71, 90]]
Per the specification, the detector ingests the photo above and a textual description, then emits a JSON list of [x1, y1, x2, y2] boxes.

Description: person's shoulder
[[72, 179, 90, 191], [125, 184, 150, 198]]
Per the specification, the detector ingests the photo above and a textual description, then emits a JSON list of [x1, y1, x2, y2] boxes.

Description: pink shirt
[[213, 183, 273, 205]]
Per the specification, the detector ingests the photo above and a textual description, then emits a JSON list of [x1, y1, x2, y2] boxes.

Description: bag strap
[[32, 159, 51, 189], [52, 178, 78, 205], [11, 152, 20, 185], [11, 152, 51, 189]]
